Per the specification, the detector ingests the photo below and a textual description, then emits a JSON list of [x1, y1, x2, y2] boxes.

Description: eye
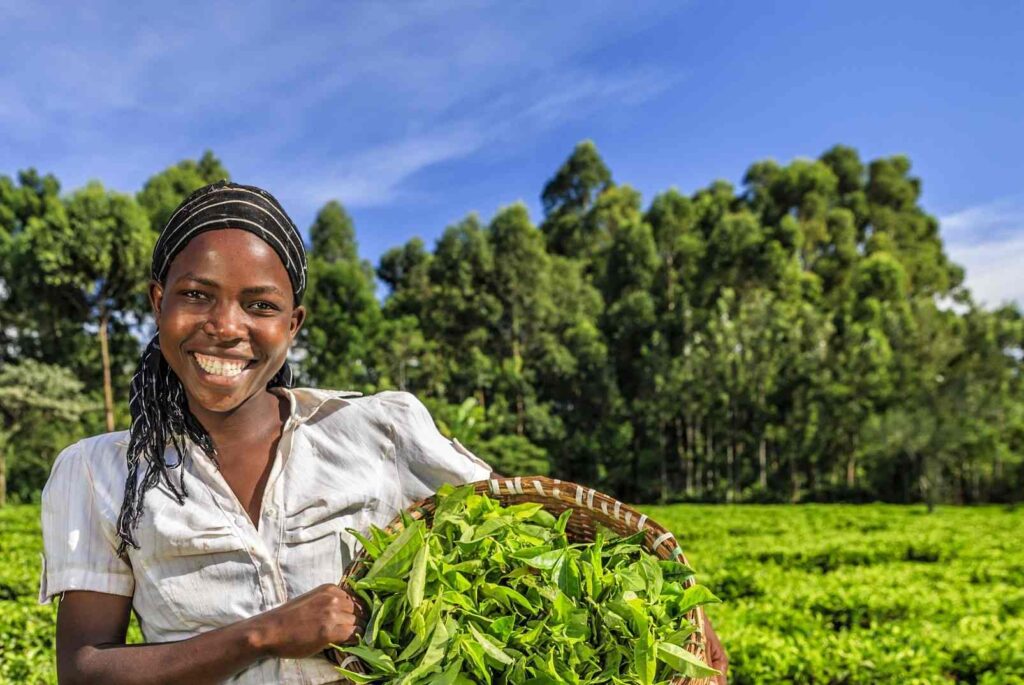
[[250, 300, 280, 313], [180, 289, 207, 301]]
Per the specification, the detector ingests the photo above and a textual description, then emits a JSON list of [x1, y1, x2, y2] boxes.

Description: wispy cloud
[[280, 66, 675, 211], [941, 198, 1024, 307], [941, 198, 1024, 243], [0, 1, 681, 210], [282, 125, 487, 208]]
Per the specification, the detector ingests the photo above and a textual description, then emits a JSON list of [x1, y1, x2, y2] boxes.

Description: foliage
[[5, 503, 1023, 683], [2, 142, 1023, 505], [136, 151, 228, 231], [646, 503, 1024, 684], [0, 506, 142, 683], [0, 361, 99, 505], [337, 485, 720, 684]]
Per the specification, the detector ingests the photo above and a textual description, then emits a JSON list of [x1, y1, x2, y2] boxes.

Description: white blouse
[[39, 388, 492, 684]]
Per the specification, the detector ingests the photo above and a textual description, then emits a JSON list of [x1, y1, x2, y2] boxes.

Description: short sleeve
[[382, 391, 493, 504], [39, 442, 134, 604]]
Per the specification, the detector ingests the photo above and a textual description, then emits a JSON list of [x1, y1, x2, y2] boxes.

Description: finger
[[351, 600, 369, 620], [338, 620, 365, 646]]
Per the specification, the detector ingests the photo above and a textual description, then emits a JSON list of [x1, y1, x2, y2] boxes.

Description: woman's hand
[[249, 583, 367, 659]]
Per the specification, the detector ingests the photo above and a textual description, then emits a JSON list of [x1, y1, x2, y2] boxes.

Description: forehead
[[164, 229, 292, 288]]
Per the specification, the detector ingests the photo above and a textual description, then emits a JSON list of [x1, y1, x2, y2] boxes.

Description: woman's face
[[149, 229, 306, 415]]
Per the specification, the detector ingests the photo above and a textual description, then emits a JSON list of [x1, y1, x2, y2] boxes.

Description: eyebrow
[[175, 272, 287, 297]]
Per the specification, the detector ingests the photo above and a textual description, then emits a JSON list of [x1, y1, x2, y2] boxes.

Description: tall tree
[[310, 200, 359, 265], [24, 182, 153, 431], [300, 200, 383, 391], [541, 140, 613, 258], [0, 360, 98, 506], [137, 151, 229, 231]]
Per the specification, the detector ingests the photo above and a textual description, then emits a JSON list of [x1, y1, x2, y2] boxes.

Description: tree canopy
[[1, 144, 1020, 505]]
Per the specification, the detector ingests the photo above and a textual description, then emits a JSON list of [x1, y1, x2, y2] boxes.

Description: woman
[[39, 182, 492, 684], [40, 181, 727, 684]]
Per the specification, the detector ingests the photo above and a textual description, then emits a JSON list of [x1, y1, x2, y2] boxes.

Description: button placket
[[261, 428, 293, 605]]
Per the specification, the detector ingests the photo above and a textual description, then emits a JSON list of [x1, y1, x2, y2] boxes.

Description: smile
[[189, 352, 257, 378]]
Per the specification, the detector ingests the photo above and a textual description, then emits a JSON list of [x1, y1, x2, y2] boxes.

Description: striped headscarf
[[116, 181, 307, 555]]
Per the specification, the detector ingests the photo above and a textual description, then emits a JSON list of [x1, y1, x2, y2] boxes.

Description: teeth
[[193, 353, 249, 377]]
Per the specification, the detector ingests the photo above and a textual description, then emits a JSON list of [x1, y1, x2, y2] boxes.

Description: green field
[[2, 504, 1022, 684]]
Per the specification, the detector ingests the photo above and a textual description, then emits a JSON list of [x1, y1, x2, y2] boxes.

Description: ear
[[289, 304, 306, 340], [149, 280, 165, 319]]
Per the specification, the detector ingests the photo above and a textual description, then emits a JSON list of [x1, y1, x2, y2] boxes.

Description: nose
[[203, 299, 247, 340]]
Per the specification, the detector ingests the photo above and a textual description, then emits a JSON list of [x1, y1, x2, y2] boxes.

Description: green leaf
[[402, 617, 453, 683], [633, 629, 656, 685], [365, 520, 425, 580], [333, 666, 379, 684], [334, 644, 398, 674], [655, 642, 720, 678], [366, 594, 399, 646], [554, 509, 573, 535], [407, 540, 429, 609], [346, 527, 383, 558], [521, 549, 564, 571], [675, 585, 722, 615], [489, 615, 516, 642], [468, 622, 514, 666], [553, 553, 581, 599]]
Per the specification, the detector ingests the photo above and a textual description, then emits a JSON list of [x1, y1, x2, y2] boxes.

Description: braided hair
[[116, 181, 307, 556]]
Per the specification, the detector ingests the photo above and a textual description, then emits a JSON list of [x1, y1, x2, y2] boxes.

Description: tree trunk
[[680, 417, 693, 495], [705, 421, 714, 492], [511, 337, 526, 436], [0, 448, 6, 507], [790, 452, 800, 503], [659, 424, 669, 504], [99, 309, 116, 433], [758, 438, 768, 488]]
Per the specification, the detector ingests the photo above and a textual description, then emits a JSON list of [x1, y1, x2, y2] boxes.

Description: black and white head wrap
[[116, 181, 307, 555]]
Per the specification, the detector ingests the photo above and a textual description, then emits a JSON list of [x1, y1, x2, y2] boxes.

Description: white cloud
[[1, 1, 681, 208], [941, 198, 1024, 308], [284, 125, 487, 208], [947, 236, 1024, 308], [941, 198, 1024, 243]]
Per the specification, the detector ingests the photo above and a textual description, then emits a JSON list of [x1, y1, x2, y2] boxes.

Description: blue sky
[[2, 1, 1022, 306]]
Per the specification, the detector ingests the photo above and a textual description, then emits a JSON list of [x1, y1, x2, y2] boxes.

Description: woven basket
[[338, 475, 716, 685]]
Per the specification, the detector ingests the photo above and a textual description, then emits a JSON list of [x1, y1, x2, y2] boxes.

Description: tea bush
[[2, 503, 1022, 683]]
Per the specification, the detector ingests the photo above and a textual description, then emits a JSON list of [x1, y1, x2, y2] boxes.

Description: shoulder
[[358, 390, 429, 412], [43, 431, 130, 502], [299, 388, 430, 421], [346, 390, 435, 428]]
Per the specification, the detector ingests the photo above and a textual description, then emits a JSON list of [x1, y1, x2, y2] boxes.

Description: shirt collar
[[270, 386, 362, 428], [113, 387, 362, 447]]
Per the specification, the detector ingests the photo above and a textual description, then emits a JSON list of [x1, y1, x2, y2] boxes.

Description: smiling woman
[[38, 182, 493, 685]]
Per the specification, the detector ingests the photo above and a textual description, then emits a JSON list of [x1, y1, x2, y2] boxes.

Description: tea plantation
[[2, 503, 1021, 684]]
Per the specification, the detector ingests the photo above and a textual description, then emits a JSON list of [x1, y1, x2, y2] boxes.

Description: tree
[[300, 200, 383, 392], [310, 201, 359, 264], [136, 151, 229, 231], [0, 360, 98, 506], [541, 140, 613, 258], [25, 182, 153, 431]]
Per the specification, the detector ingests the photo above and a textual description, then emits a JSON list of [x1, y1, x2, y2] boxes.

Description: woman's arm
[[57, 584, 365, 685]]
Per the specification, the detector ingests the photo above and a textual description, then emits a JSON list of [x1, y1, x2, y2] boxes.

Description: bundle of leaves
[[336, 483, 721, 684]]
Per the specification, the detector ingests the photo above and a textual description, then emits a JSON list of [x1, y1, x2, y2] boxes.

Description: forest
[[1, 142, 1021, 506]]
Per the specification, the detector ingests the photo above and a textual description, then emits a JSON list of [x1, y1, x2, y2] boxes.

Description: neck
[[187, 389, 287, 450]]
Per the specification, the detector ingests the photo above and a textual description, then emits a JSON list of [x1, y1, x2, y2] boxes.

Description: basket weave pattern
[[340, 475, 715, 685]]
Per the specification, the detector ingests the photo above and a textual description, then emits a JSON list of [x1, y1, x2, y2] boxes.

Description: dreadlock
[[116, 181, 307, 556]]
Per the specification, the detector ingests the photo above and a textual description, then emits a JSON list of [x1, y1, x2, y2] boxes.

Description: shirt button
[[265, 506, 277, 517]]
